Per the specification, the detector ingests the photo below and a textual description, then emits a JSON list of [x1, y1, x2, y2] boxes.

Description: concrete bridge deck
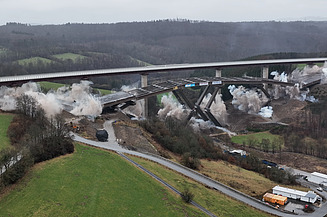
[[0, 57, 326, 86], [99, 76, 295, 108]]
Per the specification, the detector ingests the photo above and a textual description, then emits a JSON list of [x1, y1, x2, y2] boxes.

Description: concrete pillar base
[[262, 66, 269, 90], [215, 69, 222, 78], [141, 74, 148, 118]]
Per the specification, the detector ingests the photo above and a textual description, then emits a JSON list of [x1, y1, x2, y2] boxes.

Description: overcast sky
[[1, 0, 327, 25]]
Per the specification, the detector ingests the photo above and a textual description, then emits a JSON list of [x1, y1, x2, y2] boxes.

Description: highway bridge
[[1, 57, 326, 126], [0, 57, 326, 86], [100, 76, 295, 126]]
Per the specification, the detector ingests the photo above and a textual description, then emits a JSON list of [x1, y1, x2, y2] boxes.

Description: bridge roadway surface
[[71, 121, 327, 217], [99, 76, 295, 107], [0, 58, 326, 85]]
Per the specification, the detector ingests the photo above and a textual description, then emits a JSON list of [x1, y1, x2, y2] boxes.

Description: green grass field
[[39, 81, 66, 91], [17, 57, 53, 65], [38, 81, 113, 95], [94, 88, 113, 95], [129, 156, 272, 217], [231, 131, 283, 149], [0, 114, 14, 151], [0, 144, 204, 217], [52, 53, 86, 62]]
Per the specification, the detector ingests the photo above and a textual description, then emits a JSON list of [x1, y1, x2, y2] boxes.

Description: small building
[[308, 172, 327, 185], [263, 193, 288, 205], [272, 186, 320, 204]]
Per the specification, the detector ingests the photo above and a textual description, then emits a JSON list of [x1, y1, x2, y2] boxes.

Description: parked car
[[317, 187, 323, 192]]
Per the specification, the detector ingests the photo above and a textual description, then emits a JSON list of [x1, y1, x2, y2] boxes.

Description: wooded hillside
[[1, 20, 327, 86]]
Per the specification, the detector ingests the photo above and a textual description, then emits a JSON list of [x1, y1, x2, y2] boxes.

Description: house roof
[[273, 186, 308, 197], [306, 191, 318, 199]]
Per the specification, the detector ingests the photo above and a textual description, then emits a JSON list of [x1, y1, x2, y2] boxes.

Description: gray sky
[[1, 0, 327, 25]]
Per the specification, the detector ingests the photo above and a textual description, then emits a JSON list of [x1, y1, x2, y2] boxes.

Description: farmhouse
[[272, 186, 320, 204], [308, 172, 327, 185]]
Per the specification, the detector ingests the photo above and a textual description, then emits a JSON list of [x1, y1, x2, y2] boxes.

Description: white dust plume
[[200, 93, 227, 125], [291, 65, 323, 81], [271, 71, 289, 82], [158, 94, 189, 120], [120, 84, 144, 118], [228, 85, 269, 114], [55, 81, 102, 117], [258, 106, 273, 118], [270, 70, 318, 102], [0, 81, 102, 118], [189, 117, 236, 136], [157, 92, 233, 134], [0, 82, 39, 111]]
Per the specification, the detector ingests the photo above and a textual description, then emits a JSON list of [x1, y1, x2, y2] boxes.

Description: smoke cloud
[[157, 91, 232, 134], [158, 94, 189, 120], [258, 106, 273, 118], [270, 70, 318, 102], [200, 93, 227, 125], [228, 85, 269, 114], [55, 81, 102, 116], [0, 81, 102, 118], [291, 65, 324, 81], [189, 117, 236, 136], [120, 84, 144, 118]]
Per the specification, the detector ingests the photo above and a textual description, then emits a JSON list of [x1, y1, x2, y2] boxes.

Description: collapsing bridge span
[[100, 76, 294, 127]]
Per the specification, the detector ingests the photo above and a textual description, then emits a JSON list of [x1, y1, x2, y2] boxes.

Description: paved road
[[72, 121, 327, 217], [284, 166, 327, 217], [72, 133, 294, 216]]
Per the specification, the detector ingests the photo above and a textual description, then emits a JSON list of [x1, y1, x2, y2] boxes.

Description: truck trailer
[[263, 193, 288, 206]]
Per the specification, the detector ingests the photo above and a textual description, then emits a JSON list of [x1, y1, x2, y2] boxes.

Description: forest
[[1, 20, 327, 73]]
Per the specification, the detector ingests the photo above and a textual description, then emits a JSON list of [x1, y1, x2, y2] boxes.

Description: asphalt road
[[71, 120, 327, 217], [72, 133, 292, 216], [285, 166, 327, 217]]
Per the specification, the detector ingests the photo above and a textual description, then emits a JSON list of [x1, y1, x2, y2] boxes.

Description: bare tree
[[16, 94, 37, 118]]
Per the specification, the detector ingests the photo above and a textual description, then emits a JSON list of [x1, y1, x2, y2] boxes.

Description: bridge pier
[[141, 74, 148, 118], [215, 69, 222, 78], [172, 89, 194, 109], [174, 85, 223, 127], [204, 87, 223, 127], [262, 66, 269, 90], [216, 68, 222, 94], [193, 85, 210, 121], [173, 89, 197, 124]]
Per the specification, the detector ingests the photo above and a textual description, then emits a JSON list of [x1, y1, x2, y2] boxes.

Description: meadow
[[0, 144, 205, 217], [129, 155, 272, 217], [231, 131, 283, 151], [52, 53, 87, 61], [17, 57, 54, 65], [38, 81, 113, 95], [0, 114, 14, 151]]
